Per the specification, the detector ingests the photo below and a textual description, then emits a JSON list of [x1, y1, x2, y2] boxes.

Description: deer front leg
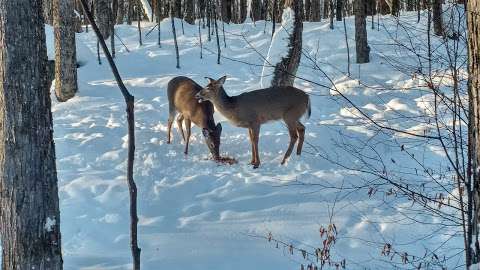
[[176, 114, 186, 142], [248, 128, 255, 165], [184, 118, 192, 155]]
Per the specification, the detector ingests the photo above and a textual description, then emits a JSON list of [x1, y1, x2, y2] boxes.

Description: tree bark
[[468, 0, 480, 266], [96, 0, 113, 39], [251, 0, 262, 21], [117, 0, 125, 23], [432, 0, 443, 36], [53, 0, 78, 101], [43, 0, 54, 25], [354, 0, 369, 63], [336, 0, 343, 21], [310, 0, 321, 21], [0, 0, 63, 269], [271, 0, 303, 87], [184, 0, 195, 24], [304, 0, 311, 21]]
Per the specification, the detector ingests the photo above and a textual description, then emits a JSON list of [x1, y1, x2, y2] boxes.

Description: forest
[[1, 0, 480, 269]]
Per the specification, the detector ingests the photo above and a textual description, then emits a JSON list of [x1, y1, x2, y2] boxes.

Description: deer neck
[[212, 87, 236, 120]]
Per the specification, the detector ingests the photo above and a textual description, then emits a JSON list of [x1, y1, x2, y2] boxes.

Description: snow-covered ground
[[49, 12, 465, 270]]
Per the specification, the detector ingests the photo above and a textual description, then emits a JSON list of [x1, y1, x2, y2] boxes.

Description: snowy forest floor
[[48, 11, 465, 270]]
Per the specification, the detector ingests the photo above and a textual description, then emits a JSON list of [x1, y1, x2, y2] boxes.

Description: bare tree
[[468, 0, 480, 266], [170, 0, 180, 68], [0, 0, 63, 269], [432, 0, 443, 36], [354, 0, 369, 63], [271, 0, 304, 86], [184, 0, 195, 24], [97, 0, 113, 39], [310, 0, 321, 21], [53, 0, 78, 101]]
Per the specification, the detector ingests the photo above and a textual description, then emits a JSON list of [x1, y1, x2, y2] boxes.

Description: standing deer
[[167, 76, 222, 159], [196, 76, 310, 168]]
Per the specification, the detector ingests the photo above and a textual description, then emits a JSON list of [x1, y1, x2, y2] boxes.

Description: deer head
[[202, 123, 222, 159], [195, 76, 227, 103]]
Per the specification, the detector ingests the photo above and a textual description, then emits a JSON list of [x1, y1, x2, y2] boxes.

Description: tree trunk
[[336, 0, 343, 21], [271, 0, 303, 87], [354, 0, 369, 63], [310, 0, 321, 21], [175, 0, 182, 17], [391, 0, 400, 16], [468, 0, 480, 266], [251, 0, 262, 21], [43, 0, 54, 25], [96, 0, 113, 39], [184, 0, 195, 24], [432, 0, 443, 36], [170, 0, 180, 68], [239, 0, 247, 22], [304, 0, 311, 21], [117, 0, 125, 23], [0, 0, 63, 269], [53, 0, 78, 101]]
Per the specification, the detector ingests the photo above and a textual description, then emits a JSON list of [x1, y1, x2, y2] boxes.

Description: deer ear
[[204, 77, 215, 84], [217, 76, 227, 86]]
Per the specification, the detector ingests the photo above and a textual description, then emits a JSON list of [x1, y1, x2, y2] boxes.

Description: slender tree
[[184, 0, 195, 24], [336, 0, 343, 21], [354, 0, 370, 63], [170, 0, 180, 68], [271, 0, 304, 86], [310, 0, 321, 21], [53, 0, 78, 101], [468, 0, 480, 266], [0, 0, 63, 269]]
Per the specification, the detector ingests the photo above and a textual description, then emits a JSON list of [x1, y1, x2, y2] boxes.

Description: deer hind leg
[[296, 122, 305, 155], [184, 118, 192, 155], [176, 114, 186, 142], [167, 114, 175, 144], [281, 121, 299, 165]]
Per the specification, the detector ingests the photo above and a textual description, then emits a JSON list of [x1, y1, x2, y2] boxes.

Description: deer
[[195, 76, 311, 169], [167, 76, 222, 159]]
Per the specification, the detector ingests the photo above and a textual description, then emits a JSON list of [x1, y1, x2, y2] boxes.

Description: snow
[[139, 0, 153, 22], [4, 11, 468, 269], [45, 217, 56, 232], [261, 8, 295, 88]]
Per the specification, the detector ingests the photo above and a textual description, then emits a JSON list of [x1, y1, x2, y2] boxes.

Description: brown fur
[[196, 76, 310, 168], [167, 76, 222, 158]]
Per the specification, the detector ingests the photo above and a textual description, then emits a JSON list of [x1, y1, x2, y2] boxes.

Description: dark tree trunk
[[240, 0, 247, 22], [468, 0, 480, 266], [354, 0, 369, 63], [251, 0, 262, 21], [323, 0, 329, 19], [406, 0, 414, 11], [184, 0, 195, 24], [329, 0, 334, 29], [271, 0, 303, 87], [175, 0, 182, 17], [221, 0, 232, 22], [378, 0, 390, 15], [391, 0, 400, 16], [432, 0, 443, 36], [96, 0, 113, 39], [336, 0, 343, 21], [304, 0, 311, 21], [53, 0, 78, 101], [170, 0, 180, 68], [117, 0, 125, 23], [310, 0, 321, 21], [0, 0, 63, 269]]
